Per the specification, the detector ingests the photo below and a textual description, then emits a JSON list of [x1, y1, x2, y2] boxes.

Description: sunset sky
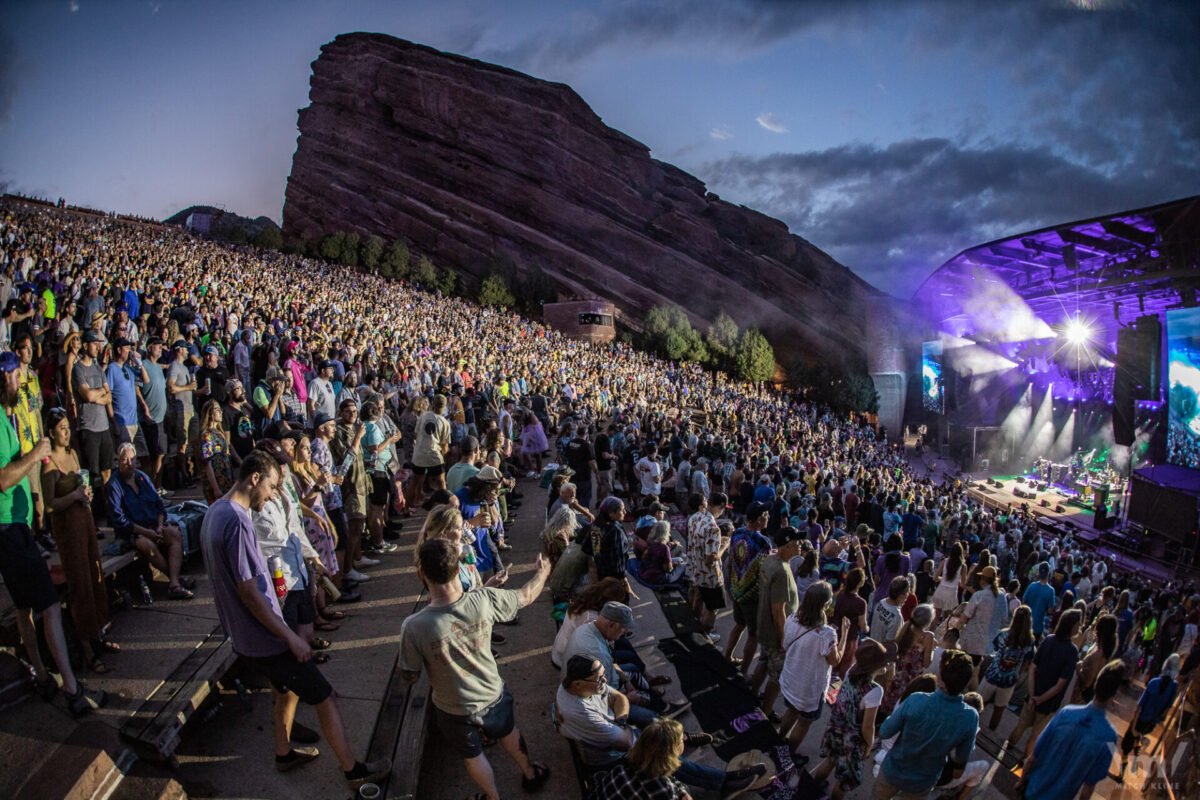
[[2, 0, 1197, 294]]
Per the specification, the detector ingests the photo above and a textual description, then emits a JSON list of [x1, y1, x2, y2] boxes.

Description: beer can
[[78, 469, 90, 488], [268, 555, 287, 599]]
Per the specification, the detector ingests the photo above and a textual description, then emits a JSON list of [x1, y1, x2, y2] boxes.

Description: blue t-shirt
[[138, 360, 168, 423], [106, 362, 139, 426], [900, 512, 923, 545], [1023, 581, 1056, 635], [1138, 676, 1179, 724], [1026, 703, 1117, 800]]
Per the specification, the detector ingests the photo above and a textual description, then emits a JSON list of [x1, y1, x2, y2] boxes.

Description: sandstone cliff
[[283, 33, 885, 365]]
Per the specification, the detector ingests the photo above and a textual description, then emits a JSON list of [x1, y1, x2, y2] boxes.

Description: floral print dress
[[819, 676, 879, 792], [881, 642, 925, 717], [200, 430, 234, 503]]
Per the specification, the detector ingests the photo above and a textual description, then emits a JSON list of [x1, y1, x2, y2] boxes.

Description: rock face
[[283, 33, 884, 365]]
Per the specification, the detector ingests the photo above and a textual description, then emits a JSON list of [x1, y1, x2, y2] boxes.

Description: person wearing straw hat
[[810, 637, 893, 799]]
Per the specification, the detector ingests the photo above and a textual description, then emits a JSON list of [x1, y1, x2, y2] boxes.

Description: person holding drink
[[41, 407, 117, 672]]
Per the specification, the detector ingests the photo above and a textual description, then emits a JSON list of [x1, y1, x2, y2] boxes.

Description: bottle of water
[[138, 575, 153, 605]]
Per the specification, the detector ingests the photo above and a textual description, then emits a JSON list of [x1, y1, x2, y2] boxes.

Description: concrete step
[[0, 651, 34, 712], [110, 774, 187, 800], [15, 720, 137, 800]]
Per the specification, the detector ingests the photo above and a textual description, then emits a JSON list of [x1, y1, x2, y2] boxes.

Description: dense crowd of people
[[2, 198, 1199, 798]]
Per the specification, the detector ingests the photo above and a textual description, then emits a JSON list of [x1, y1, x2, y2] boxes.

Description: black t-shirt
[[594, 434, 613, 471], [564, 438, 595, 475], [1033, 634, 1079, 714], [194, 365, 229, 412], [222, 401, 255, 459]]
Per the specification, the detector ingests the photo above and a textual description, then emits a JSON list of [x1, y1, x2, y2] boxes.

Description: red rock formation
[[283, 33, 884, 365]]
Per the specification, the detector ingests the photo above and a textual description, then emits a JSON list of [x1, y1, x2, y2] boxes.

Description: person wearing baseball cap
[[166, 335, 198, 487], [195, 342, 229, 413], [222, 376, 255, 463], [0, 351, 107, 715], [753, 526, 804, 717]]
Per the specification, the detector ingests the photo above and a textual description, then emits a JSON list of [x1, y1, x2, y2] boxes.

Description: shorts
[[697, 585, 726, 612], [243, 649, 333, 705], [784, 695, 824, 721], [764, 646, 786, 683], [434, 686, 516, 759], [0, 523, 58, 612], [411, 462, 446, 476], [732, 598, 760, 637], [1122, 718, 1158, 753], [137, 418, 167, 460], [343, 482, 369, 520], [281, 588, 316, 629], [79, 428, 114, 476], [369, 473, 390, 507], [978, 679, 1015, 709]]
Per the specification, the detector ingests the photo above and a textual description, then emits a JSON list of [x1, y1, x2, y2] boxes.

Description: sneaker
[[526, 471, 539, 478], [290, 722, 320, 744], [662, 700, 692, 719], [357, 555, 381, 567], [708, 632, 721, 644], [66, 684, 108, 717], [275, 746, 320, 772], [721, 763, 767, 799], [375, 541, 398, 554], [498, 543, 513, 551], [345, 758, 391, 790], [683, 731, 714, 747], [346, 569, 371, 582]]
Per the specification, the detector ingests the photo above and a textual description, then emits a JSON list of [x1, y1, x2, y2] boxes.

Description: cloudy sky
[[2, 0, 1197, 295]]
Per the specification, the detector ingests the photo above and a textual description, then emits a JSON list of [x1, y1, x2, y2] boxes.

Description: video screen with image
[[1167, 307, 1200, 469], [922, 341, 944, 414]]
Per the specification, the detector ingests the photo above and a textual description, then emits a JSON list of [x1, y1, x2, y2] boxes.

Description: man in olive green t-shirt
[[752, 526, 802, 715], [399, 538, 551, 799]]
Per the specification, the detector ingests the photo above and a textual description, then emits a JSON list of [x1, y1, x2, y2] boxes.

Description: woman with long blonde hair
[[197, 399, 233, 503], [291, 435, 341, 629]]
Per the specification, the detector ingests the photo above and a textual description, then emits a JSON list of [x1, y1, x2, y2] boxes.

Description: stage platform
[[965, 475, 1191, 584]]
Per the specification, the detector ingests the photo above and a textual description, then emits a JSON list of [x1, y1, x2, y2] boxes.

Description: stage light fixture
[[1065, 317, 1091, 346]]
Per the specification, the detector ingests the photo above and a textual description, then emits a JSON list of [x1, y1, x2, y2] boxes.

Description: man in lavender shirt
[[201, 451, 389, 790]]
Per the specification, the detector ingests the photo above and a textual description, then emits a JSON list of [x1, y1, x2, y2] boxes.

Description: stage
[[963, 474, 1189, 584]]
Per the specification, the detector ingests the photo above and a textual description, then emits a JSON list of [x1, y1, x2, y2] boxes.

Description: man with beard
[[201, 450, 389, 788], [0, 350, 107, 715], [73, 329, 114, 500], [194, 345, 229, 415], [222, 378, 254, 464]]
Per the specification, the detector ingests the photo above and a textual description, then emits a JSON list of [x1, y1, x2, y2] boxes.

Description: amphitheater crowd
[[1, 198, 1199, 798]]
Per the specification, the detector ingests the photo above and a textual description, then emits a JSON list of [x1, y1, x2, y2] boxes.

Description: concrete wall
[[542, 300, 617, 343]]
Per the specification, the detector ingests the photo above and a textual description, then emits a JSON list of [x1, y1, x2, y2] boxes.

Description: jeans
[[576, 479, 593, 509], [674, 758, 724, 792]]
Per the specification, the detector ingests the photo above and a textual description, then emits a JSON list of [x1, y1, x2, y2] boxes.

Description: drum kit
[[1032, 452, 1123, 498]]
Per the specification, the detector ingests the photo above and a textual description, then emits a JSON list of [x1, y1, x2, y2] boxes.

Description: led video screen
[[922, 341, 944, 414], [1167, 307, 1200, 469]]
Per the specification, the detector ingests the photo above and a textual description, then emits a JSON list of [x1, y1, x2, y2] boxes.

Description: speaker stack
[[1114, 315, 1163, 446]]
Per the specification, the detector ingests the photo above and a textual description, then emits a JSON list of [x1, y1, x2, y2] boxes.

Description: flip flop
[[95, 638, 121, 654], [309, 637, 332, 651], [86, 656, 110, 675], [320, 609, 347, 621], [314, 619, 340, 632]]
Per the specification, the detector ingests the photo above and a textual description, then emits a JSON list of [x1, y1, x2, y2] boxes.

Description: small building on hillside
[[543, 300, 617, 343]]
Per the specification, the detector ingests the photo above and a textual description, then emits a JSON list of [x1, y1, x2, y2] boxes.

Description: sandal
[[320, 609, 347, 621], [167, 585, 194, 600], [309, 637, 332, 651], [86, 655, 110, 675], [314, 620, 340, 632], [521, 761, 550, 791], [647, 675, 673, 686], [94, 638, 121, 654], [312, 652, 330, 664]]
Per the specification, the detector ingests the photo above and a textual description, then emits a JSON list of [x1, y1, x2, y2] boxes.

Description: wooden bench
[[359, 653, 433, 800], [119, 624, 237, 766], [974, 724, 1022, 795]]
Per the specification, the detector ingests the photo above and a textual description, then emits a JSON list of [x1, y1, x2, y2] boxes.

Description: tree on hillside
[[734, 328, 775, 383], [705, 312, 739, 369], [844, 372, 880, 415], [381, 239, 410, 279], [413, 254, 437, 286], [645, 305, 707, 363], [479, 273, 516, 308], [361, 235, 384, 270], [519, 266, 558, 313], [253, 224, 282, 250], [319, 231, 345, 262], [226, 225, 249, 244], [340, 232, 360, 267], [434, 268, 458, 296]]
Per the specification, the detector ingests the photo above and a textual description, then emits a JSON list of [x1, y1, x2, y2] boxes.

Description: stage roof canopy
[[914, 195, 1200, 349]]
